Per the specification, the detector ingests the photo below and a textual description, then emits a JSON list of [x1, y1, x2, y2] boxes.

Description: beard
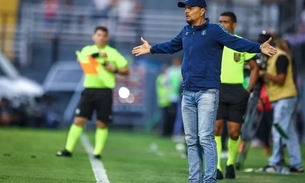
[[186, 19, 193, 25]]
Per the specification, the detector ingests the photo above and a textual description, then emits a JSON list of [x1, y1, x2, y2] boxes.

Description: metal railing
[[1, 1, 302, 64], [18, 2, 282, 43]]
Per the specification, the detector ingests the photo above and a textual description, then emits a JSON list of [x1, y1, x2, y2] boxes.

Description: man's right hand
[[260, 37, 277, 57], [132, 37, 151, 56]]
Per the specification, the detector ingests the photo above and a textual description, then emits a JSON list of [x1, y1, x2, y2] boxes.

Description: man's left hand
[[104, 62, 117, 73], [261, 37, 277, 57]]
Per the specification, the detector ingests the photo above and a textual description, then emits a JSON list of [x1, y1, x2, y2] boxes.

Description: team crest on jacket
[[233, 52, 241, 62], [201, 30, 206, 35]]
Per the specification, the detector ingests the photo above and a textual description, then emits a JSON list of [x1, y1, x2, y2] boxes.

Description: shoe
[[94, 154, 101, 160], [56, 149, 72, 157], [225, 165, 235, 179], [258, 165, 276, 173], [235, 162, 241, 171], [172, 135, 185, 143], [290, 167, 304, 173], [216, 169, 224, 180]]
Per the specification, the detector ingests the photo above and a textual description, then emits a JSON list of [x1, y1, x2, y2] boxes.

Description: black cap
[[178, 0, 207, 8], [258, 30, 272, 44]]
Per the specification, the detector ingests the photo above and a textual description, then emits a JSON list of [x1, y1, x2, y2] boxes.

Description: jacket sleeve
[[215, 24, 261, 53], [150, 30, 183, 54]]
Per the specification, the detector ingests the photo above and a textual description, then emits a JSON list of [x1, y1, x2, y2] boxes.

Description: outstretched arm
[[132, 37, 152, 56], [132, 31, 183, 56], [215, 24, 277, 56]]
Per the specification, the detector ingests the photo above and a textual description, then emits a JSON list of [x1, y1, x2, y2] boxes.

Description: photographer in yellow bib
[[56, 26, 129, 159]]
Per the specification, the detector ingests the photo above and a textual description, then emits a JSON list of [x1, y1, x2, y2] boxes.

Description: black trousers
[[162, 103, 177, 137], [255, 110, 273, 147]]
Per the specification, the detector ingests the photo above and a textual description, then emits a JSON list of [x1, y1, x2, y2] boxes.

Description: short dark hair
[[220, 12, 237, 23], [94, 26, 108, 34]]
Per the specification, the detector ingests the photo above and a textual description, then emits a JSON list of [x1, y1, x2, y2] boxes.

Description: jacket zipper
[[186, 27, 194, 88]]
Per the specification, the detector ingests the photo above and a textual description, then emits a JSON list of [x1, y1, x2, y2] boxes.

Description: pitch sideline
[[81, 134, 110, 183]]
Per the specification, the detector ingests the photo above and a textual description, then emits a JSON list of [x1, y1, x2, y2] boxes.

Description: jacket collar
[[188, 18, 210, 30]]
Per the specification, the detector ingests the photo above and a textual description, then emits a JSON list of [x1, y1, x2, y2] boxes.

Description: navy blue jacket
[[150, 18, 261, 91]]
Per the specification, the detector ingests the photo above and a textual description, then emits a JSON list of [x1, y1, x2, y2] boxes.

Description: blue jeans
[[269, 97, 303, 169], [182, 89, 219, 183]]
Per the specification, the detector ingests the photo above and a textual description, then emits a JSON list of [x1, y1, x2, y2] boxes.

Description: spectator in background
[[156, 58, 182, 138], [168, 57, 183, 141], [117, 0, 142, 27], [166, 57, 182, 104], [156, 66, 172, 137], [33, 95, 61, 128], [43, 0, 59, 34], [91, 0, 118, 19], [278, 0, 296, 33], [0, 98, 13, 126], [261, 0, 279, 31], [159, 57, 183, 137], [61, 0, 73, 31], [299, 1, 305, 33], [172, 82, 184, 142]]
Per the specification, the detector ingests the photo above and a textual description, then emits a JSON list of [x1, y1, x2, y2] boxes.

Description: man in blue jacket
[[132, 0, 277, 182]]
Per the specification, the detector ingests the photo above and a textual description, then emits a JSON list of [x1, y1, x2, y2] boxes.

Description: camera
[[243, 53, 267, 77], [256, 53, 268, 71], [257, 30, 274, 71]]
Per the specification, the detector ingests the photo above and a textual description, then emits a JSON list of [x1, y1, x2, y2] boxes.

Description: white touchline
[[81, 134, 110, 183]]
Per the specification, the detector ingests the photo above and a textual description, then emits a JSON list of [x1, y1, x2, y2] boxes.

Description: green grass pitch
[[0, 128, 304, 183]]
